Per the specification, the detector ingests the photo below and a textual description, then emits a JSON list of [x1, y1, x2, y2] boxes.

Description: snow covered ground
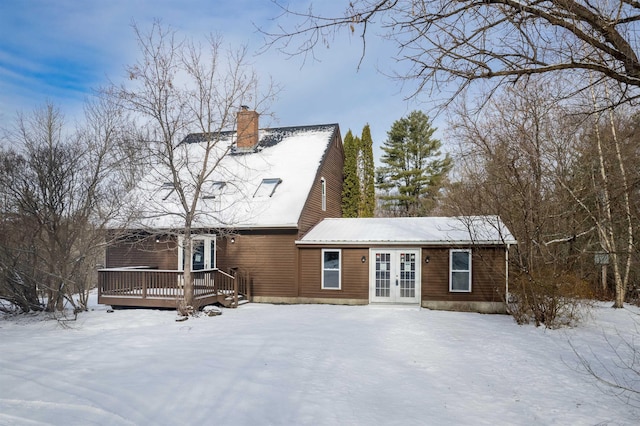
[[1, 295, 639, 425]]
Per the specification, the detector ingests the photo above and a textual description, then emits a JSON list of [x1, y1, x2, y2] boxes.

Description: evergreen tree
[[341, 130, 360, 217], [358, 124, 376, 217], [377, 111, 452, 217]]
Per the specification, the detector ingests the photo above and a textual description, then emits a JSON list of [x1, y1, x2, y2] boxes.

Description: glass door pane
[[399, 252, 416, 298], [192, 239, 205, 270], [375, 252, 391, 297]]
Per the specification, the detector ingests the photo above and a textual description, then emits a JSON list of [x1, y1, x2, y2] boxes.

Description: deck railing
[[98, 266, 250, 308]]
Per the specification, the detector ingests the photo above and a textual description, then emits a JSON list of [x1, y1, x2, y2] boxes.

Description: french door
[[179, 235, 216, 271], [369, 249, 421, 304]]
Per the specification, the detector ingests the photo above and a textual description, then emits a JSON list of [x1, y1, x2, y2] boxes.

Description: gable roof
[[296, 216, 517, 245], [122, 124, 339, 230]]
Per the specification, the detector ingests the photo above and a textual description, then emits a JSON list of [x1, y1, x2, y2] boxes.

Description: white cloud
[[0, 0, 437, 162]]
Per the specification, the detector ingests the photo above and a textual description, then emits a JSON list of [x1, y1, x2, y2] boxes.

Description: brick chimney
[[236, 106, 259, 150]]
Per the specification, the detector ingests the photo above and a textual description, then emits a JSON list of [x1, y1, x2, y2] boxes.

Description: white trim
[[321, 248, 341, 290], [449, 249, 472, 293], [320, 177, 326, 211], [296, 239, 513, 246], [369, 248, 421, 304], [505, 244, 510, 301], [178, 234, 217, 271]]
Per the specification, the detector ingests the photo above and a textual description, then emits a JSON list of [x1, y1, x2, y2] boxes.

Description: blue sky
[[0, 0, 430, 160]]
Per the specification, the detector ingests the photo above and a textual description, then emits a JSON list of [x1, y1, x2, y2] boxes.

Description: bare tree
[[0, 150, 41, 312], [0, 99, 135, 313], [110, 22, 277, 313], [443, 78, 599, 326], [266, 0, 640, 106], [445, 78, 580, 270], [445, 76, 640, 318], [570, 313, 640, 408], [560, 83, 637, 308]]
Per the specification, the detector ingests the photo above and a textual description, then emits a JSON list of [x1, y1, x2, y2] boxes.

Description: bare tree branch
[[264, 0, 640, 105]]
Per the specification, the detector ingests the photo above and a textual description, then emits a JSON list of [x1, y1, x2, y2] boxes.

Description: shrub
[[507, 269, 593, 328]]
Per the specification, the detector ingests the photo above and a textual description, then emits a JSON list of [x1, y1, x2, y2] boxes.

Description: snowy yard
[[1, 295, 639, 425]]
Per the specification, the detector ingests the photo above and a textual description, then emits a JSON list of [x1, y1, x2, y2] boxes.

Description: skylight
[[254, 178, 282, 198], [161, 182, 174, 201], [202, 181, 227, 200]]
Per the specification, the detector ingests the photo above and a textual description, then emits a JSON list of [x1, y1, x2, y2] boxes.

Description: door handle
[[395, 278, 398, 286]]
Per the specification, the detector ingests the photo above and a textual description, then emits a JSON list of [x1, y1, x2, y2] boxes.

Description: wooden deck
[[98, 267, 251, 309]]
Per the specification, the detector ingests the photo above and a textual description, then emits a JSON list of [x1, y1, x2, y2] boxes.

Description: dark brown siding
[[298, 129, 344, 237], [296, 245, 507, 304], [216, 230, 299, 297], [106, 236, 178, 270], [298, 247, 369, 299], [422, 246, 506, 303]]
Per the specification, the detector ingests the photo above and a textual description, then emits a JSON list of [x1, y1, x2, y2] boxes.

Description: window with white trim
[[321, 177, 326, 211], [322, 249, 341, 290], [450, 249, 471, 292]]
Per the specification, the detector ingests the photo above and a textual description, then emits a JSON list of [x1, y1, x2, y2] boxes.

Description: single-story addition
[[294, 216, 516, 313]]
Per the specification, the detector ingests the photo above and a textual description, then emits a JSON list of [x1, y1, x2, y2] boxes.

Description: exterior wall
[[106, 232, 508, 313], [297, 129, 344, 237], [106, 230, 301, 300], [106, 234, 178, 270], [421, 300, 506, 314], [294, 244, 508, 312], [215, 230, 299, 298], [421, 246, 506, 304], [298, 247, 369, 301]]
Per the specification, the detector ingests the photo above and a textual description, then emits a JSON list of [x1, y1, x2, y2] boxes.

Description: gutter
[[295, 239, 518, 246], [506, 243, 510, 305]]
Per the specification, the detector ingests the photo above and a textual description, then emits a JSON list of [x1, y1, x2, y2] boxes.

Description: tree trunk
[[182, 232, 195, 309], [607, 105, 633, 308]]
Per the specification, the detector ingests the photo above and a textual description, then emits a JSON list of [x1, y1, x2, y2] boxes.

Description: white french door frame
[[178, 234, 217, 271], [369, 248, 421, 304]]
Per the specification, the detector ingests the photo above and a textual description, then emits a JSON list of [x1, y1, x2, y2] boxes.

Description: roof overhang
[[296, 216, 517, 247], [296, 239, 517, 246]]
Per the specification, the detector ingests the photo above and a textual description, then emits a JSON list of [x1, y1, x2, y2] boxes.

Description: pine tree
[[377, 111, 452, 217], [341, 130, 360, 217], [358, 124, 376, 217]]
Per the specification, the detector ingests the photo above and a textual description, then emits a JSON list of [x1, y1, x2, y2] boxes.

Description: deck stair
[[214, 292, 249, 308]]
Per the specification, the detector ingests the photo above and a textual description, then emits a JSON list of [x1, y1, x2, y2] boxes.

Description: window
[[254, 178, 282, 197], [202, 181, 226, 200], [321, 177, 326, 211], [160, 181, 174, 201], [450, 249, 471, 292], [322, 249, 341, 290]]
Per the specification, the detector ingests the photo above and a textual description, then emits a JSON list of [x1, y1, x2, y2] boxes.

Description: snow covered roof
[[121, 124, 338, 230], [296, 216, 517, 245]]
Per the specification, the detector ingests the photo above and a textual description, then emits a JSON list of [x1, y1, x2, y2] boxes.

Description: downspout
[[505, 243, 510, 305]]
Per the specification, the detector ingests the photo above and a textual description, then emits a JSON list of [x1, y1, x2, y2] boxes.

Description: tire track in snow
[[0, 355, 147, 424], [0, 398, 137, 425]]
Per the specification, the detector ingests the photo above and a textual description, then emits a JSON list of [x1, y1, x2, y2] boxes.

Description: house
[[295, 216, 516, 313], [98, 109, 516, 313], [99, 109, 344, 308]]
